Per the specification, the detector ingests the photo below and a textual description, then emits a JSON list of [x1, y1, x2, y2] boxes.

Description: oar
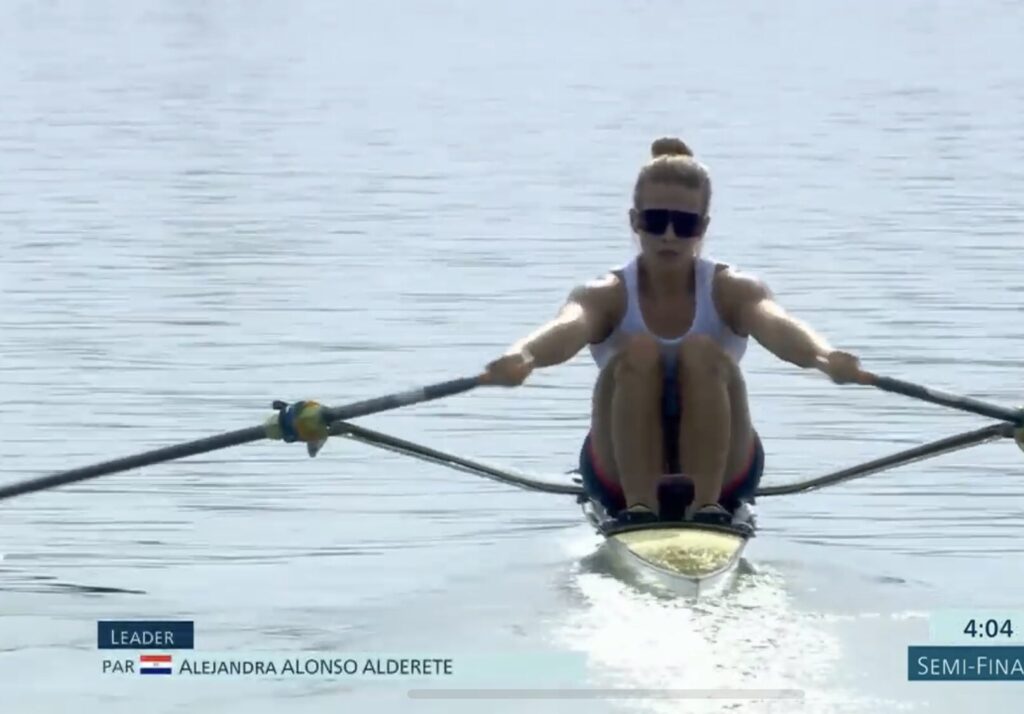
[[0, 375, 483, 503], [859, 372, 1023, 426], [757, 422, 1014, 497]]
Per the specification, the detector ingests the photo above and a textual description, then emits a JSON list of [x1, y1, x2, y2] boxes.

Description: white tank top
[[589, 255, 748, 369]]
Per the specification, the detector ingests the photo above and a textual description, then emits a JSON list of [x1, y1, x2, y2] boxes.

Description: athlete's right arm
[[483, 276, 619, 386]]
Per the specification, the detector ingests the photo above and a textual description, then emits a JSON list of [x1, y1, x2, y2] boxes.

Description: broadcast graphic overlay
[[909, 612, 1024, 682], [93, 619, 807, 699], [96, 619, 586, 686], [98, 620, 194, 676]]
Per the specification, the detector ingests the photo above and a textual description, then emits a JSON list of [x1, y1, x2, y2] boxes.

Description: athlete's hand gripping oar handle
[[859, 372, 1024, 426], [0, 375, 484, 503]]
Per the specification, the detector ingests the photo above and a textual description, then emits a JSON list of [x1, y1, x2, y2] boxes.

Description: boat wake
[[554, 533, 910, 714]]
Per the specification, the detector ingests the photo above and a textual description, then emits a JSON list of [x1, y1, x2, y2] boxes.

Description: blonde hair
[[632, 137, 712, 213]]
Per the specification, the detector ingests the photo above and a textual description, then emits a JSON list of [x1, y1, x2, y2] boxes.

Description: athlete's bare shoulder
[[572, 269, 619, 295], [567, 271, 626, 344], [712, 265, 773, 332], [714, 264, 770, 294]]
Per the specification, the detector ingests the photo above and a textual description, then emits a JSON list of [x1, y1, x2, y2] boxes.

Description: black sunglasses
[[639, 209, 704, 238]]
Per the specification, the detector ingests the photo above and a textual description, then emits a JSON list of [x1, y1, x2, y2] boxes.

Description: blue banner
[[908, 646, 1024, 681], [97, 620, 195, 650]]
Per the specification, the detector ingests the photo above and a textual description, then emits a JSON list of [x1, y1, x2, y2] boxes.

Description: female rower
[[484, 137, 866, 524]]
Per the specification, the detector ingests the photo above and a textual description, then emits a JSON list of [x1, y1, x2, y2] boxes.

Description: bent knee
[[677, 335, 734, 380], [613, 335, 662, 378]]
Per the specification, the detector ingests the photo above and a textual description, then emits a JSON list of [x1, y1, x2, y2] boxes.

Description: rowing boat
[[2, 371, 1019, 599], [320, 424, 758, 595], [325, 423, 764, 595], [297, 420, 1017, 597], [319, 422, 758, 595], [581, 495, 755, 596]]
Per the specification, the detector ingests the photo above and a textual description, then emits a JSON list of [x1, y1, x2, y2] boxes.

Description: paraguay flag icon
[[139, 654, 173, 675]]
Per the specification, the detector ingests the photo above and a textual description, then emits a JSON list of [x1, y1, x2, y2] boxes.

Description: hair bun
[[650, 137, 693, 158]]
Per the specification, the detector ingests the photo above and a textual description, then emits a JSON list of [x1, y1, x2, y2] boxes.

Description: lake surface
[[1, 0, 1023, 712]]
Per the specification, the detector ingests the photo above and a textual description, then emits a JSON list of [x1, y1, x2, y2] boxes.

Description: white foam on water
[[551, 533, 915, 714]]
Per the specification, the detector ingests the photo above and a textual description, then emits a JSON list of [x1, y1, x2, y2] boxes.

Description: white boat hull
[[583, 499, 754, 597]]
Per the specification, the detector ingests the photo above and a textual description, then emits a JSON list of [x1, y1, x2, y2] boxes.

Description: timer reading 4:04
[[963, 619, 1015, 639], [929, 612, 1023, 644]]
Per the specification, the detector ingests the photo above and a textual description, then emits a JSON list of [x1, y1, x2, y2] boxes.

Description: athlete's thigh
[[590, 355, 620, 473], [724, 360, 756, 474]]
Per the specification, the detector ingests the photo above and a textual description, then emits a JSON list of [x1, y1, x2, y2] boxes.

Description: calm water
[[2, 0, 1023, 712]]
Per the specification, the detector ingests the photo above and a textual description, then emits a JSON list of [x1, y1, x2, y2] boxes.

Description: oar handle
[[321, 375, 483, 424], [861, 372, 1024, 426]]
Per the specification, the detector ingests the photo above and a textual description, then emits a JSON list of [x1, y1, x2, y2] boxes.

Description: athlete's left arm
[[716, 269, 863, 382]]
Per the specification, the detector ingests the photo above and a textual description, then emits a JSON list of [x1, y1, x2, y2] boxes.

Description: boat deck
[[582, 498, 755, 596]]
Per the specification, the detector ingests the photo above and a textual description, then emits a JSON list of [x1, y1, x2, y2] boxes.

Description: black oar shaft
[[0, 375, 483, 503], [865, 374, 1023, 425], [0, 426, 265, 501]]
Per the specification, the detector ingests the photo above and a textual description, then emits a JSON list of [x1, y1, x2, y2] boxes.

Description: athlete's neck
[[638, 255, 695, 298]]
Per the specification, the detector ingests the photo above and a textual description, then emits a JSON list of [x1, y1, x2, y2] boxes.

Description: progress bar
[[408, 688, 805, 700]]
